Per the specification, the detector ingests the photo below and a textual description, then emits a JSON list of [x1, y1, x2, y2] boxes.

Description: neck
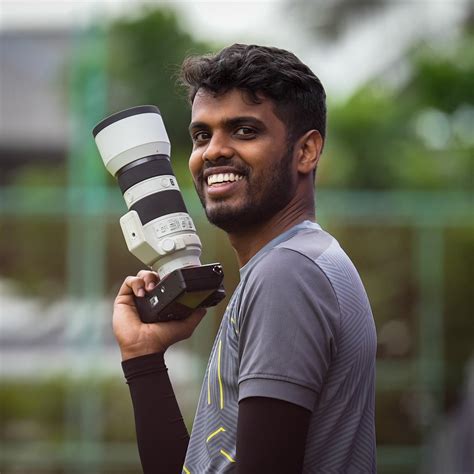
[[227, 194, 315, 267]]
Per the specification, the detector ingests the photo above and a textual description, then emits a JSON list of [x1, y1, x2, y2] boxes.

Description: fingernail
[[137, 288, 145, 297], [147, 282, 155, 290]]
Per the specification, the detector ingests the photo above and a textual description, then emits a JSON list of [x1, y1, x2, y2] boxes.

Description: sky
[[0, 0, 470, 96]]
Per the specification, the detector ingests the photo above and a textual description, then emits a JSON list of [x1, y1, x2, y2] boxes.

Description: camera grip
[[133, 264, 225, 323]]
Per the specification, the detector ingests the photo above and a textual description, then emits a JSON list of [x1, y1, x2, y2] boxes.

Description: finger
[[136, 269, 159, 279], [118, 276, 146, 298], [136, 270, 160, 291]]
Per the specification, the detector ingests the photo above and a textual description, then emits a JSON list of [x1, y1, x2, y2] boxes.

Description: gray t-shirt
[[183, 221, 377, 473]]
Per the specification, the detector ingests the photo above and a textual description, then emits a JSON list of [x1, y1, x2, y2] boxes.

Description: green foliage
[[1, 379, 67, 442], [0, 376, 138, 457], [408, 34, 474, 112], [320, 32, 474, 190], [9, 164, 67, 187], [0, 217, 68, 297], [322, 87, 408, 188]]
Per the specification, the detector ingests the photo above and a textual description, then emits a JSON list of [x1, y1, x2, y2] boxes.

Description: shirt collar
[[239, 220, 321, 279]]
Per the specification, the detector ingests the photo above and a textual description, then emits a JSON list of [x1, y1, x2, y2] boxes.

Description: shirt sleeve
[[238, 247, 340, 412]]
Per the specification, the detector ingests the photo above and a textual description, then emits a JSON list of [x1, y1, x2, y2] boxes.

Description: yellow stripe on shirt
[[220, 449, 236, 463], [206, 426, 226, 443]]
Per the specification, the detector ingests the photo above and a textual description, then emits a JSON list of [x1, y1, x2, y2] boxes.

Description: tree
[[320, 29, 474, 190]]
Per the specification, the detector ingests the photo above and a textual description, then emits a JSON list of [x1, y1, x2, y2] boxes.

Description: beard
[[194, 146, 296, 233]]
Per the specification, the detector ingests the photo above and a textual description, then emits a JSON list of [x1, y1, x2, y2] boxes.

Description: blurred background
[[0, 0, 473, 473]]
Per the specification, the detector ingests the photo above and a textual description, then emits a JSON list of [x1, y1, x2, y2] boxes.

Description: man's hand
[[113, 270, 207, 361]]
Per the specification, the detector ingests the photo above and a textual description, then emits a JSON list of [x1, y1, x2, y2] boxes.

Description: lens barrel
[[93, 106, 202, 278], [93, 105, 226, 322]]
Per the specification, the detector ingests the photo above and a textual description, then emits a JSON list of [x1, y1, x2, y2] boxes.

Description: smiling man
[[189, 89, 299, 239], [113, 44, 377, 473]]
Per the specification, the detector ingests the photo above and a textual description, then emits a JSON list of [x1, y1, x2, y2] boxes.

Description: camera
[[92, 105, 225, 323]]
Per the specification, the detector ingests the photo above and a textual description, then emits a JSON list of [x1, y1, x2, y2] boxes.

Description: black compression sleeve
[[236, 397, 311, 473], [122, 352, 189, 474]]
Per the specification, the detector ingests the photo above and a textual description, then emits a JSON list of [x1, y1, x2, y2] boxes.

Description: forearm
[[122, 352, 189, 474]]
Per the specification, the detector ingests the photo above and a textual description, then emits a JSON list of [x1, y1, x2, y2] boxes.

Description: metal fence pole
[[64, 24, 107, 473], [416, 226, 445, 426]]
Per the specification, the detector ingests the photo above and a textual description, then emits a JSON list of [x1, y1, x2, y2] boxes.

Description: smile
[[207, 172, 245, 186]]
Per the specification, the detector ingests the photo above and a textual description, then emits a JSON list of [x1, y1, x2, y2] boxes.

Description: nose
[[202, 132, 234, 162]]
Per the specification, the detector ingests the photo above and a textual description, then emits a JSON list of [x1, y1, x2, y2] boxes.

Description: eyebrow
[[188, 116, 266, 134]]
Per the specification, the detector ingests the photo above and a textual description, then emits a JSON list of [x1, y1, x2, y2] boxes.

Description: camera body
[[135, 264, 224, 323], [93, 106, 225, 322]]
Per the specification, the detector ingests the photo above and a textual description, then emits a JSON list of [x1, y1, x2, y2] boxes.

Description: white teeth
[[207, 172, 244, 186]]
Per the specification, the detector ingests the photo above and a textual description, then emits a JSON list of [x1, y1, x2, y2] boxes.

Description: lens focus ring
[[117, 156, 173, 193], [124, 175, 180, 208]]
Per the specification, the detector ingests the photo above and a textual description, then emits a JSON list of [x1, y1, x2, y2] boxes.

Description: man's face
[[188, 89, 297, 233]]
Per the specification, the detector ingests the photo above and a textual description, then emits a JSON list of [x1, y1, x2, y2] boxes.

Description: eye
[[234, 127, 256, 138], [192, 131, 211, 143]]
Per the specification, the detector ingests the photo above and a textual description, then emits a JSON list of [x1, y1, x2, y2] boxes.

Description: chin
[[205, 205, 244, 233], [205, 203, 271, 234]]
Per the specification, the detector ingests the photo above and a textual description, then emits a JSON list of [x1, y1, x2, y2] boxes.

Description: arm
[[123, 352, 189, 474], [234, 249, 340, 471], [236, 397, 311, 473], [113, 270, 206, 473], [123, 366, 311, 474]]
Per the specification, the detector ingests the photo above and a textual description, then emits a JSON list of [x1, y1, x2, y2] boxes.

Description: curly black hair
[[180, 44, 326, 145]]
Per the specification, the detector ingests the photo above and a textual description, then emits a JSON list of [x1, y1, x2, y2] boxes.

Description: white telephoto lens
[[93, 105, 202, 278]]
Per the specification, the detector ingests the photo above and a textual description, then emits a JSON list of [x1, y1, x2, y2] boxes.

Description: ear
[[295, 130, 323, 175]]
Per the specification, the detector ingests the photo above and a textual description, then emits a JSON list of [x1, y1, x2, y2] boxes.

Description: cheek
[[188, 151, 202, 180]]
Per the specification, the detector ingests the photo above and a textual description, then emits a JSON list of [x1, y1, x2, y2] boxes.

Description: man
[[113, 44, 377, 473]]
